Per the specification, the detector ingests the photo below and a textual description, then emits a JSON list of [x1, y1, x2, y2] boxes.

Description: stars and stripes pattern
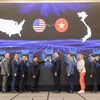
[[33, 19, 46, 32]]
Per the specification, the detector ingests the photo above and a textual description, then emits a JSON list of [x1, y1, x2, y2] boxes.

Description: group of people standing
[[0, 52, 100, 94], [66, 53, 100, 93], [1, 53, 27, 93], [0, 52, 61, 93]]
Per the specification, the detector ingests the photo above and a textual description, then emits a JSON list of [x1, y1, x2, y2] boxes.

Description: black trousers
[[32, 74, 40, 91], [19, 74, 26, 91], [92, 75, 98, 91], [53, 73, 60, 91]]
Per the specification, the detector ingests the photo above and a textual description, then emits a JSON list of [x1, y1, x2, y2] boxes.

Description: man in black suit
[[50, 52, 61, 93], [30, 56, 47, 92], [11, 53, 19, 93], [89, 55, 98, 92], [19, 55, 27, 92]]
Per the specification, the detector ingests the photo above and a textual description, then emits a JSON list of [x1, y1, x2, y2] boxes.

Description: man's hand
[[68, 74, 70, 76], [49, 59, 52, 62], [95, 57, 99, 61], [14, 73, 17, 77], [22, 74, 25, 78], [55, 73, 57, 76], [8, 73, 10, 77], [44, 58, 48, 62], [90, 75, 92, 78], [74, 57, 77, 62], [79, 69, 82, 73], [33, 75, 36, 78]]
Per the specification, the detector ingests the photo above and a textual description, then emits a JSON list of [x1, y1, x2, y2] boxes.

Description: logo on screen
[[33, 19, 46, 33], [55, 18, 68, 32]]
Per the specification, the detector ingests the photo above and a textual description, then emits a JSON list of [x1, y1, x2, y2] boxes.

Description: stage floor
[[0, 92, 100, 100]]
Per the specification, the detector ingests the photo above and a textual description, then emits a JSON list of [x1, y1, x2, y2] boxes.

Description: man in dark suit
[[50, 52, 61, 93], [1, 53, 10, 93], [11, 53, 19, 93], [66, 53, 74, 93], [89, 55, 98, 92], [30, 56, 47, 92], [19, 55, 27, 92]]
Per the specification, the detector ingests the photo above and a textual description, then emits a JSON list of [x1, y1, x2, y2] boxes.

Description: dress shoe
[[53, 90, 60, 93], [19, 90, 23, 93], [12, 90, 17, 93], [23, 90, 27, 92], [92, 90, 98, 93], [2, 91, 6, 93], [68, 91, 74, 93]]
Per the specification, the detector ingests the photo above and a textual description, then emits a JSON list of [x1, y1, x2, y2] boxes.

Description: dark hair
[[67, 53, 72, 56], [89, 55, 95, 57], [21, 55, 26, 58], [55, 52, 60, 55], [33, 56, 38, 59], [13, 53, 18, 57]]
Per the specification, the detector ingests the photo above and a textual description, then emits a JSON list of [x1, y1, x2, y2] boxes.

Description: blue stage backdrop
[[0, 2, 100, 87]]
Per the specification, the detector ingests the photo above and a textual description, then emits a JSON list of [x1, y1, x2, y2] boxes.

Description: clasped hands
[[44, 58, 52, 62]]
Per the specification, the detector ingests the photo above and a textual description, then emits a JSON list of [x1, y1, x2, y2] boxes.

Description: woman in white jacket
[[74, 53, 86, 93]]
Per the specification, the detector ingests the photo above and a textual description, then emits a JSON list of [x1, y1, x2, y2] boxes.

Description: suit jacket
[[30, 61, 44, 76], [1, 58, 10, 75], [19, 60, 27, 75], [90, 61, 97, 75], [66, 58, 74, 75], [51, 57, 61, 74], [11, 59, 19, 74]]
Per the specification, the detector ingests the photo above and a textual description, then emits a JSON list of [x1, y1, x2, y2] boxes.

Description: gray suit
[[66, 58, 74, 75], [1, 58, 10, 92]]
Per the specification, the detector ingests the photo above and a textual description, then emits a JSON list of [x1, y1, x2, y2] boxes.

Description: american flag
[[33, 19, 46, 32]]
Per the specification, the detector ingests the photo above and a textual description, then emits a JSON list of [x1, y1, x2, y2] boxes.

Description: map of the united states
[[0, 18, 25, 37]]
